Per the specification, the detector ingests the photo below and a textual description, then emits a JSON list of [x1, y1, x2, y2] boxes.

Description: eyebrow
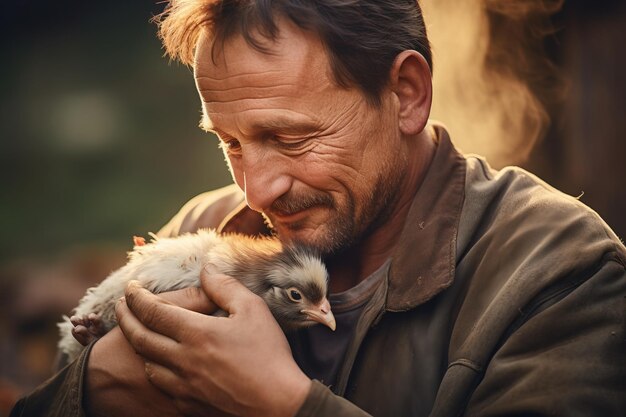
[[199, 112, 320, 137], [249, 119, 320, 135]]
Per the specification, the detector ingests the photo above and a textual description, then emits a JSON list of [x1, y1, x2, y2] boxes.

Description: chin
[[275, 224, 321, 244], [267, 210, 356, 255], [284, 226, 355, 258], [271, 222, 322, 247]]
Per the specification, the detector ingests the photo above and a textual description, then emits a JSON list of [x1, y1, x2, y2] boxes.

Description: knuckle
[[124, 281, 142, 300], [139, 298, 172, 328], [130, 329, 150, 354], [172, 286, 216, 314], [180, 286, 201, 299], [114, 298, 126, 317], [144, 362, 156, 380], [140, 302, 161, 324], [164, 286, 199, 306], [219, 274, 240, 289]]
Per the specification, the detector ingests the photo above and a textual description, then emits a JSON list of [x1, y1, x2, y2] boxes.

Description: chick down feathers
[[58, 229, 331, 361]]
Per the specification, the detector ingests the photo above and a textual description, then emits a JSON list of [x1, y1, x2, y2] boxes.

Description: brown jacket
[[11, 126, 626, 416]]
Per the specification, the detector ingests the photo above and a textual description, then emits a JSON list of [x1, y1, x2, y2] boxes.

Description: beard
[[263, 151, 407, 258]]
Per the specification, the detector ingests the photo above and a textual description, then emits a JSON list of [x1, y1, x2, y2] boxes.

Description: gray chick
[[58, 229, 335, 361]]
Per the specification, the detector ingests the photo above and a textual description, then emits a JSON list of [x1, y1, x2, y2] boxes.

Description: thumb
[[156, 285, 219, 315], [200, 266, 262, 315]]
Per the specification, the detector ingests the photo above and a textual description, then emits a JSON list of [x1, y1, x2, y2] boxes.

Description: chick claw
[[70, 313, 106, 346]]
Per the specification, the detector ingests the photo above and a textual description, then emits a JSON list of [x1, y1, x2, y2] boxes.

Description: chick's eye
[[287, 288, 302, 302]]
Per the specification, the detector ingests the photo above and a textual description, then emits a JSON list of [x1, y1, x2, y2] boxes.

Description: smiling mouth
[[270, 192, 334, 218], [268, 204, 327, 226], [271, 208, 309, 222]]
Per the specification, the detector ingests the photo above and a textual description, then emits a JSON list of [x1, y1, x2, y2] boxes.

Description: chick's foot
[[70, 313, 106, 346]]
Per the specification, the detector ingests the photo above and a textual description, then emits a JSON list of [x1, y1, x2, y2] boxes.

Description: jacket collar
[[218, 124, 466, 311], [386, 124, 466, 311]]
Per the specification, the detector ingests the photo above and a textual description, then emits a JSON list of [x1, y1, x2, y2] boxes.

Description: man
[[12, 1, 625, 416]]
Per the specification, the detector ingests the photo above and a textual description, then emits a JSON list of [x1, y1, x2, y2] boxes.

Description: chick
[[57, 229, 335, 361]]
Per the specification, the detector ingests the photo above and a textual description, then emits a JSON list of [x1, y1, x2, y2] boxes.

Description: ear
[[389, 50, 432, 136]]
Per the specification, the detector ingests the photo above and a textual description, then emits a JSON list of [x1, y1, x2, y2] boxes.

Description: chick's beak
[[301, 298, 336, 331]]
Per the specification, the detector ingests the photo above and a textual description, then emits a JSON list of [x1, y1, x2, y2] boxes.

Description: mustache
[[270, 191, 334, 215]]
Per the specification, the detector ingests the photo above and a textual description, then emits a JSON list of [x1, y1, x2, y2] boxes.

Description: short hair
[[156, 0, 432, 105]]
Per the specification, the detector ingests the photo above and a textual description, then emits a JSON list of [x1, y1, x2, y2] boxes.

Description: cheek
[[292, 158, 351, 203], [304, 141, 365, 185], [306, 136, 398, 216], [306, 112, 391, 188]]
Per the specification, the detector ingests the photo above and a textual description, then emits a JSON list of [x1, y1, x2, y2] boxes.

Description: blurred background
[[0, 0, 625, 414]]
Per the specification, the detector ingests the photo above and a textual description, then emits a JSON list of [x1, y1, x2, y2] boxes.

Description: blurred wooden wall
[[526, 0, 626, 241]]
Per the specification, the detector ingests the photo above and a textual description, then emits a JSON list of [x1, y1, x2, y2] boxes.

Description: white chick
[[57, 229, 335, 361]]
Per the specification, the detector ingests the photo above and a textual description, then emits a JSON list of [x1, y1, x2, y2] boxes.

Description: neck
[[326, 128, 436, 293]]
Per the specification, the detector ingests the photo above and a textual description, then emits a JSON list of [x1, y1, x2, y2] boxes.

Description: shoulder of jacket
[[447, 156, 626, 367], [157, 184, 245, 237], [460, 155, 625, 267]]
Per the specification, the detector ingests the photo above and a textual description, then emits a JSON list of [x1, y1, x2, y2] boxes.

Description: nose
[[241, 151, 292, 213]]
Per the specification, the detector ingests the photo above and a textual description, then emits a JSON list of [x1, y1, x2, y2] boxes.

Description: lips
[[267, 193, 334, 232], [270, 192, 334, 216], [270, 207, 310, 223]]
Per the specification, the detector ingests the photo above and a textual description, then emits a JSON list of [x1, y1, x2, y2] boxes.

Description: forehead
[[194, 20, 334, 129]]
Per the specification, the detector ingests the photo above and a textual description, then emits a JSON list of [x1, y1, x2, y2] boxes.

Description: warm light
[[421, 0, 563, 168]]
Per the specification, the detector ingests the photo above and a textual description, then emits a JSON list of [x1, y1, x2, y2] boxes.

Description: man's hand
[[115, 268, 311, 417], [85, 286, 218, 417]]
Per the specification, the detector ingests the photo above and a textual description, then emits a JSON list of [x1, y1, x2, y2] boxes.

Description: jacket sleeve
[[157, 184, 245, 237], [463, 259, 626, 417], [10, 342, 94, 417], [294, 381, 373, 417]]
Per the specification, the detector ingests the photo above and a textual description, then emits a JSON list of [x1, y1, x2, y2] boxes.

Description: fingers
[[145, 362, 239, 417], [200, 267, 264, 315], [157, 286, 219, 315], [115, 296, 182, 368], [86, 327, 183, 417], [122, 281, 211, 341], [117, 281, 225, 372], [144, 361, 183, 398]]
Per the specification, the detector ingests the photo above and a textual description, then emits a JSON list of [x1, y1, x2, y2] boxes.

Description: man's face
[[194, 20, 407, 256]]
